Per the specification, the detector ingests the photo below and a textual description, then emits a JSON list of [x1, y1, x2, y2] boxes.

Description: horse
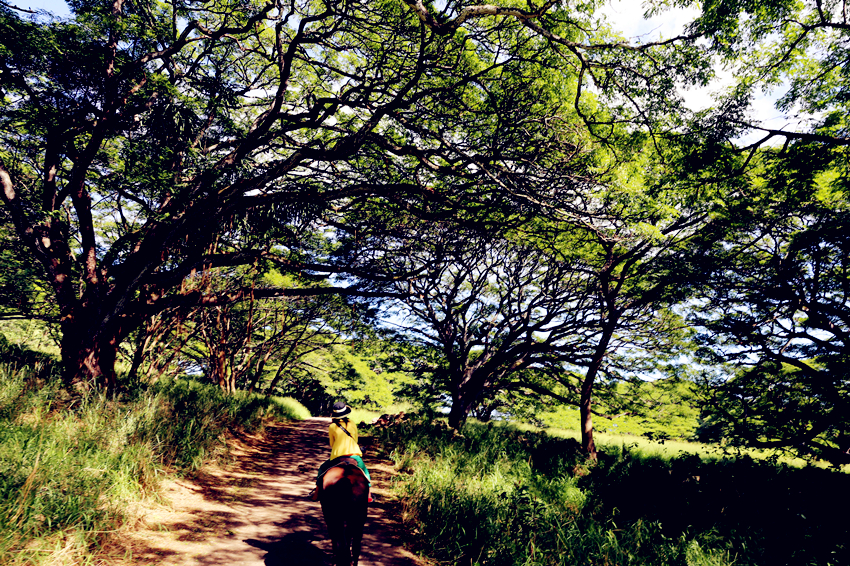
[[319, 462, 369, 566]]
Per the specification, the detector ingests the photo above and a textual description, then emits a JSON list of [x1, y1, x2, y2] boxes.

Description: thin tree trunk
[[580, 311, 619, 461], [580, 366, 598, 461], [264, 359, 291, 395], [247, 348, 274, 393], [127, 317, 163, 382]]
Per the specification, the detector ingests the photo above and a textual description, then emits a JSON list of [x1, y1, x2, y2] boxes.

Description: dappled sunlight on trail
[[110, 417, 422, 566]]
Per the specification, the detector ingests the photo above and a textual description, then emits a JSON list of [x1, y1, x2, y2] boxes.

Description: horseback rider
[[311, 401, 372, 502]]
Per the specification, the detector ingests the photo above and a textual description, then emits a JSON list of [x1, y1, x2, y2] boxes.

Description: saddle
[[317, 457, 366, 481]]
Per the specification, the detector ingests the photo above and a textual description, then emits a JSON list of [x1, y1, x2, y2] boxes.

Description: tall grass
[[0, 360, 309, 565], [371, 417, 850, 566], [132, 377, 310, 468]]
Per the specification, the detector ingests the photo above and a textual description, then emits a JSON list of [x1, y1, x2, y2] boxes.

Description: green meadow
[[365, 416, 850, 566]]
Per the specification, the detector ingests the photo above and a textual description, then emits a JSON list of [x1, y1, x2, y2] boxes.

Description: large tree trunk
[[448, 370, 480, 430], [447, 361, 508, 430], [60, 314, 120, 392], [447, 397, 469, 430]]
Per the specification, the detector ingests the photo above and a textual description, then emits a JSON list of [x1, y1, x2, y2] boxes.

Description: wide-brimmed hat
[[331, 401, 351, 417]]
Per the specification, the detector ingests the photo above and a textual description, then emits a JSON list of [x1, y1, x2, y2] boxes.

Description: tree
[[520, 161, 723, 459], [0, 0, 711, 391], [326, 71, 762, 457], [628, 0, 850, 464], [691, 143, 850, 465], [382, 224, 596, 430], [184, 274, 369, 395], [685, 0, 850, 148], [116, 262, 372, 395], [372, 176, 711, 460]]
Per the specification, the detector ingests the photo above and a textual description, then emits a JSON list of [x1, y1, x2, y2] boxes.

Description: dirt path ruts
[[113, 417, 424, 566]]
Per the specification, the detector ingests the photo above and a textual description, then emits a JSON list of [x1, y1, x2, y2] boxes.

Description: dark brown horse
[[319, 463, 369, 566]]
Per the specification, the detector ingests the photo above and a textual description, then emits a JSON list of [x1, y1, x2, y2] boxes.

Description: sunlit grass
[[0, 365, 310, 566], [480, 416, 845, 471], [267, 395, 312, 420], [348, 402, 413, 426], [374, 417, 731, 565], [0, 365, 154, 565], [375, 416, 849, 566], [0, 320, 60, 358], [541, 424, 847, 471]]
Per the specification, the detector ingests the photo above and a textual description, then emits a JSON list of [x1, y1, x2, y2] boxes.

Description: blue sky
[[16, 0, 70, 16]]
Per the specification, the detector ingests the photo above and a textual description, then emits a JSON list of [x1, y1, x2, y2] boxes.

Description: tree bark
[[447, 395, 469, 430], [579, 309, 619, 461], [448, 369, 481, 429], [59, 314, 120, 392], [579, 365, 598, 461]]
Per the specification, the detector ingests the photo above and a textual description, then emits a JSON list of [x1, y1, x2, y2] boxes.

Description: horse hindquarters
[[321, 481, 351, 566]]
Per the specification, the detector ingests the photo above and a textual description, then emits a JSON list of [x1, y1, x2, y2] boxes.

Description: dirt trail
[[116, 417, 424, 566]]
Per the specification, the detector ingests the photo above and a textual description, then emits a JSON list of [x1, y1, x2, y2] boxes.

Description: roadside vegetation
[[0, 343, 309, 566], [368, 415, 850, 566]]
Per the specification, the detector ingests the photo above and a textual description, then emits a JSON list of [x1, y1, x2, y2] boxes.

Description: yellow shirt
[[329, 419, 362, 460]]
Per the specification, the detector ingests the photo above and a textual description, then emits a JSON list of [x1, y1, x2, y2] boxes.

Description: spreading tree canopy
[[666, 0, 850, 464], [0, 0, 709, 391], [689, 0, 850, 148], [692, 143, 850, 465]]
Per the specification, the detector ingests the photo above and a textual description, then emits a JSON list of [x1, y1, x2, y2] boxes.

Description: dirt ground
[[108, 417, 425, 566]]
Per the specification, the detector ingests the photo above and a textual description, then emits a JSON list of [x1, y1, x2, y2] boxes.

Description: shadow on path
[[193, 417, 422, 566], [245, 534, 328, 566], [108, 417, 421, 566]]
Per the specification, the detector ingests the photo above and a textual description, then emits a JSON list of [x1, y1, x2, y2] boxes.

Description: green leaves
[[688, 0, 850, 145], [688, 142, 850, 464]]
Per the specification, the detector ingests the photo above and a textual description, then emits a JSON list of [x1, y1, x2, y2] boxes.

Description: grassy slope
[[0, 353, 309, 566], [538, 379, 702, 441]]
